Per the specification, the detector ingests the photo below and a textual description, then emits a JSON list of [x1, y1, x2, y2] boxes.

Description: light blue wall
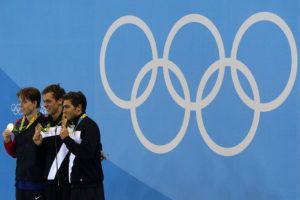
[[0, 1, 299, 199]]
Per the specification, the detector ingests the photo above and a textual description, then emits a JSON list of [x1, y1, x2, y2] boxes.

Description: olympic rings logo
[[10, 103, 48, 116], [11, 104, 22, 115], [100, 12, 297, 156]]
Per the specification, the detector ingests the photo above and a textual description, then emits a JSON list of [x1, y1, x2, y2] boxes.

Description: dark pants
[[16, 189, 45, 200], [44, 184, 71, 200], [70, 184, 105, 200]]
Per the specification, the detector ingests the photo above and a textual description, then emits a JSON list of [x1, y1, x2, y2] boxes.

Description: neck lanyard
[[54, 115, 63, 134], [73, 114, 87, 131], [18, 113, 38, 133]]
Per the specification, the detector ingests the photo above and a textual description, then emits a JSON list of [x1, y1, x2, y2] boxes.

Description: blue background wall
[[0, 1, 299, 199]]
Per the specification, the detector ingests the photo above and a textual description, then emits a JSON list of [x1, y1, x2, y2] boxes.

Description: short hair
[[63, 91, 87, 113], [17, 87, 41, 108], [42, 84, 66, 100]]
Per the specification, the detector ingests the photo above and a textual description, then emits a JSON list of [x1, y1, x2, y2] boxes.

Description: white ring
[[196, 58, 260, 156], [100, 15, 159, 109], [163, 14, 226, 110], [231, 12, 297, 112], [130, 58, 191, 154]]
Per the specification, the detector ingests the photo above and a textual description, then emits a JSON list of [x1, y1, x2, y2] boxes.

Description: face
[[43, 92, 62, 116], [19, 96, 37, 116], [63, 99, 82, 121]]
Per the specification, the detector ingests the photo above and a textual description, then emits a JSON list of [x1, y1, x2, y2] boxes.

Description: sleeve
[[63, 120, 100, 159], [3, 137, 16, 158]]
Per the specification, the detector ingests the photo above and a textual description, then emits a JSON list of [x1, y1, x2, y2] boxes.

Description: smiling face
[[43, 92, 63, 116]]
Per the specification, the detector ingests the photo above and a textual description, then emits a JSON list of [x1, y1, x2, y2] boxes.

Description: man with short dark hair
[[60, 91, 105, 200], [33, 84, 71, 200]]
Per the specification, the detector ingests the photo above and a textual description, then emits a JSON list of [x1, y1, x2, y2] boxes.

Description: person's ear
[[33, 101, 38, 108], [76, 104, 82, 113]]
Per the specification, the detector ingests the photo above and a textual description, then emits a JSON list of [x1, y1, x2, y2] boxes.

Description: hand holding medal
[[2, 123, 14, 143], [60, 114, 69, 140], [33, 123, 43, 146], [7, 123, 14, 132]]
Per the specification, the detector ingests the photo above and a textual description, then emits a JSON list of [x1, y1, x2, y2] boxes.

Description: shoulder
[[87, 117, 100, 127], [85, 116, 97, 125], [37, 113, 48, 125], [81, 117, 100, 132]]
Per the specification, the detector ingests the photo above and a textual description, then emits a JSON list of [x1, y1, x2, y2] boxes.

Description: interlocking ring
[[11, 103, 21, 115], [100, 12, 297, 156], [10, 103, 47, 115]]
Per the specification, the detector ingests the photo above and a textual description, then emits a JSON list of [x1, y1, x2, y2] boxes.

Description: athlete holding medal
[[2, 87, 45, 200], [32, 84, 71, 200], [60, 91, 105, 200]]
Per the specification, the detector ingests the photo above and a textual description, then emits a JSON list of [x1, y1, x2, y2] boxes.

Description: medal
[[6, 123, 14, 132]]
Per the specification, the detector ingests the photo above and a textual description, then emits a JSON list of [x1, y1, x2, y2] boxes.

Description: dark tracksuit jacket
[[63, 114, 104, 188], [4, 114, 45, 186]]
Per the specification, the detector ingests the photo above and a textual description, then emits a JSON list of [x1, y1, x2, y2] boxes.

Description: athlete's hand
[[2, 128, 12, 144], [33, 124, 43, 146], [60, 115, 69, 140]]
